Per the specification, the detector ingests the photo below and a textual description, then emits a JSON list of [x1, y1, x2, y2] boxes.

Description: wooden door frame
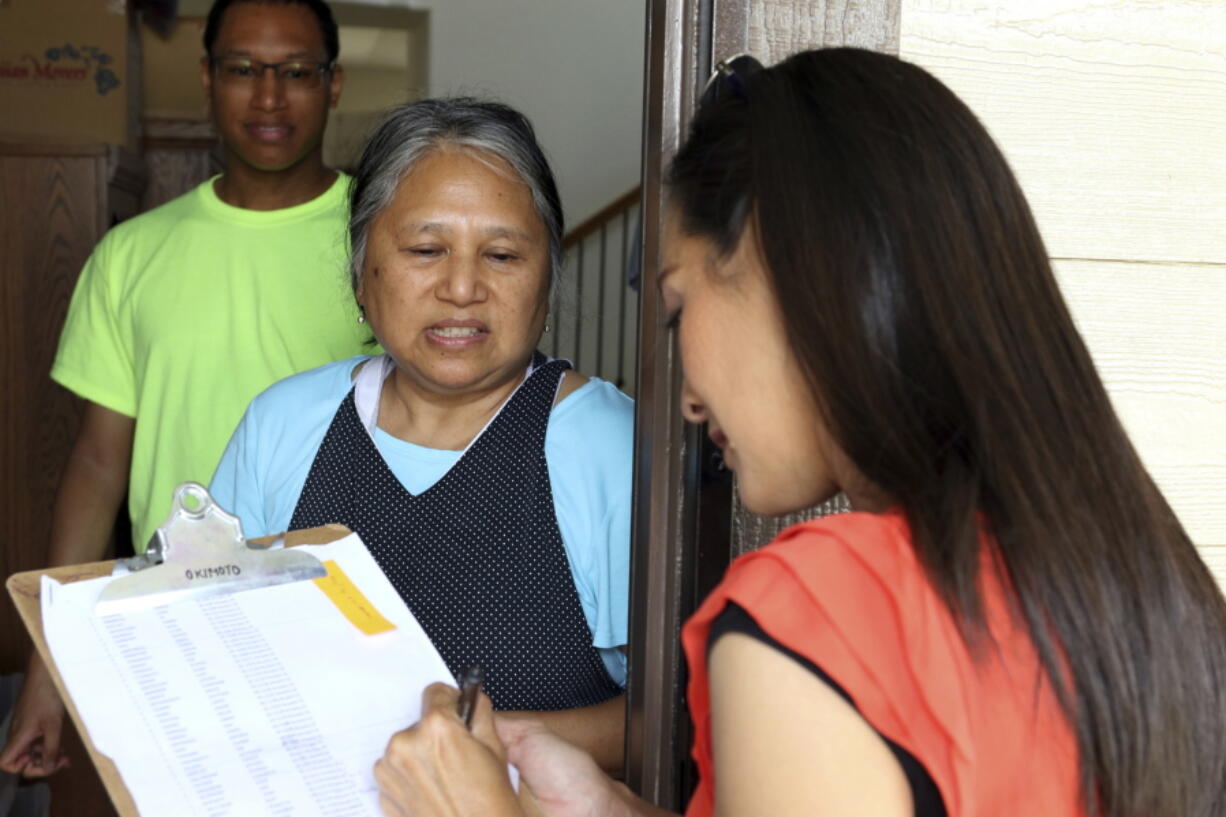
[[624, 0, 749, 807]]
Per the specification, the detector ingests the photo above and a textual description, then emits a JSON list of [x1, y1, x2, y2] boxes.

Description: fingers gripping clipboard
[[5, 483, 375, 817]]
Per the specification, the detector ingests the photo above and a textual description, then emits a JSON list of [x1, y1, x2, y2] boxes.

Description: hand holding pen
[[375, 667, 525, 816], [456, 665, 485, 730]]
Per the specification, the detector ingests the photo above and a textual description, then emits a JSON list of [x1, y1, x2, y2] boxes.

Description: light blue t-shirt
[[210, 355, 633, 685]]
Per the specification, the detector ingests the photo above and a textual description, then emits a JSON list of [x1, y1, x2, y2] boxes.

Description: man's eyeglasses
[[209, 57, 333, 91], [698, 53, 763, 110]]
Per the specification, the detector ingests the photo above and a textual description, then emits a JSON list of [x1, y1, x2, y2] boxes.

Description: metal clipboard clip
[[95, 482, 326, 615]]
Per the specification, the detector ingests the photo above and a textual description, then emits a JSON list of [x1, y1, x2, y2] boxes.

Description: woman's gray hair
[[347, 97, 565, 296]]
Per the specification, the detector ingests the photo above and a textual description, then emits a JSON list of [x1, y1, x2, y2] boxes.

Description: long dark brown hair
[[669, 47, 1226, 816]]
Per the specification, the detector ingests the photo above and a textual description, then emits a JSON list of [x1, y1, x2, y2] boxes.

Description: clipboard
[[5, 483, 353, 817]]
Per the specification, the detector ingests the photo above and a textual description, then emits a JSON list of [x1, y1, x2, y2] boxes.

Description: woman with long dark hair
[[371, 48, 1226, 817]]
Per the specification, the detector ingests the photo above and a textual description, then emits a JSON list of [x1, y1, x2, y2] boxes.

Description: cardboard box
[[0, 0, 140, 147]]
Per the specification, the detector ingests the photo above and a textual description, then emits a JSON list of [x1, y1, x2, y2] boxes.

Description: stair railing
[[549, 187, 642, 394]]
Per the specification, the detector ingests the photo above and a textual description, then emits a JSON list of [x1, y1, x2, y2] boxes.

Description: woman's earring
[[357, 305, 366, 324], [543, 317, 551, 334]]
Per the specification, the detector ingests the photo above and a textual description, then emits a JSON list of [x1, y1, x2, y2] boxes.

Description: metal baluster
[[550, 260, 560, 359], [618, 209, 630, 390], [596, 225, 607, 379], [574, 240, 585, 369]]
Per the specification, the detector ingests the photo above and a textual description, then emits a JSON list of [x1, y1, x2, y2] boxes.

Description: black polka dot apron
[[288, 353, 622, 711]]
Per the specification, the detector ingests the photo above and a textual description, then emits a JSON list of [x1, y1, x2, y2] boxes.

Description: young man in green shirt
[[0, 0, 367, 778]]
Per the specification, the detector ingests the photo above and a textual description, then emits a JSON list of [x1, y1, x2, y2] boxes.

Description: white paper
[[42, 534, 458, 816]]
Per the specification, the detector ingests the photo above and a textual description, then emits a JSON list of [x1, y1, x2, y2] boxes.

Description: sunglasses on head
[[698, 53, 764, 110]]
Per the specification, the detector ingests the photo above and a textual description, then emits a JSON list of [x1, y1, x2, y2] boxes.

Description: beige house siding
[[900, 1, 1226, 579]]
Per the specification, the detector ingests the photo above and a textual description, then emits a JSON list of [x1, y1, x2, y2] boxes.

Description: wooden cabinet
[[0, 144, 145, 673], [0, 143, 143, 817], [141, 118, 221, 212]]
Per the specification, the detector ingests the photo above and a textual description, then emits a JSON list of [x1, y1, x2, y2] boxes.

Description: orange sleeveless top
[[680, 511, 1086, 816]]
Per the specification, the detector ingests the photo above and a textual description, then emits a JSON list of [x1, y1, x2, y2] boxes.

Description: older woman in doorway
[[371, 49, 1226, 817], [209, 98, 631, 771]]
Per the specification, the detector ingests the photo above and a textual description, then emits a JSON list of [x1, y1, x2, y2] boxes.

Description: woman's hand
[[497, 718, 674, 817], [498, 694, 626, 774], [375, 682, 521, 817]]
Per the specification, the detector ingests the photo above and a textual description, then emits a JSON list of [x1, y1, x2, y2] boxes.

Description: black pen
[[456, 665, 485, 730]]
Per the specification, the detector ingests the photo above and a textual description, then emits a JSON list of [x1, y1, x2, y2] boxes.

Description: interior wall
[[324, 23, 420, 169], [142, 18, 209, 121], [418, 0, 645, 224], [899, 0, 1226, 573]]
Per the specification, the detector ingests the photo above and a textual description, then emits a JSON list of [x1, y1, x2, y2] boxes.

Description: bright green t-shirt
[[52, 173, 369, 551]]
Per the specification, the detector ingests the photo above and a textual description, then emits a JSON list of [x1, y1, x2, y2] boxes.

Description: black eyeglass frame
[[697, 53, 764, 110], [208, 56, 335, 87]]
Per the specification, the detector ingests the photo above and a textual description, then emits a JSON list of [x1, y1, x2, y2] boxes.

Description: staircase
[[547, 188, 641, 395]]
